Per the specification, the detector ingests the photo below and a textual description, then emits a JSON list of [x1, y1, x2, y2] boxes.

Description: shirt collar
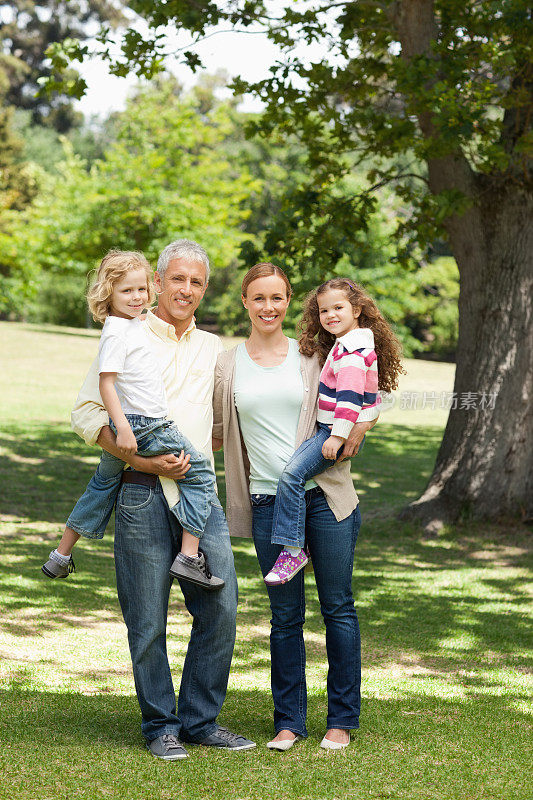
[[103, 315, 140, 331], [338, 327, 375, 352], [146, 309, 196, 343]]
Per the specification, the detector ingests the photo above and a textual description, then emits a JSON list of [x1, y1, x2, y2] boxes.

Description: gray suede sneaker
[[41, 552, 75, 579], [147, 734, 188, 760], [194, 726, 256, 751], [169, 550, 225, 591]]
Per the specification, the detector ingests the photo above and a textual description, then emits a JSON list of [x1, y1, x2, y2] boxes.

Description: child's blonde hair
[[87, 250, 155, 323]]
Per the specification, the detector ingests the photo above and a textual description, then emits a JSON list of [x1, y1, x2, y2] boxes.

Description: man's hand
[[137, 451, 191, 480], [339, 417, 379, 460], [212, 436, 223, 452], [322, 435, 346, 460], [96, 426, 191, 479]]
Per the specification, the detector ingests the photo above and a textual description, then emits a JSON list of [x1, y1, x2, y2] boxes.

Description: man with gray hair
[[71, 239, 254, 759]]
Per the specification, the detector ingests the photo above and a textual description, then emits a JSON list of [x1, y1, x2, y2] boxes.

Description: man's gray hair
[[156, 239, 210, 284]]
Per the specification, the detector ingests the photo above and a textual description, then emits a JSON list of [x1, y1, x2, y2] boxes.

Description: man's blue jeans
[[252, 487, 361, 737], [271, 422, 363, 548], [114, 479, 238, 742], [67, 415, 217, 539]]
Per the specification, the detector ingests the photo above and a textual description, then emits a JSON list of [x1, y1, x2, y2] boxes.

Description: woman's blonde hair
[[87, 250, 155, 323]]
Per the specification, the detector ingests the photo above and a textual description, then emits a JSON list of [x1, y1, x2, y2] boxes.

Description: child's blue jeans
[[270, 422, 363, 549], [66, 415, 217, 540]]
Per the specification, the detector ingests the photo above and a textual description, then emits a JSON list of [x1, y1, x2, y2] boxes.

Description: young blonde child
[[264, 277, 404, 585], [42, 250, 224, 590]]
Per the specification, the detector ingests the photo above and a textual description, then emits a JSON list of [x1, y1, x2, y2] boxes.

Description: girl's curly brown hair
[[299, 278, 405, 393]]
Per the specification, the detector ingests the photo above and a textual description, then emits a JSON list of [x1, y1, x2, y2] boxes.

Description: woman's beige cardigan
[[212, 345, 359, 539]]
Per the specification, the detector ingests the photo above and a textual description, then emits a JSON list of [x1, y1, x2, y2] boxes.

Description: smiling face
[[154, 257, 208, 335], [241, 275, 291, 334], [317, 287, 361, 338], [110, 268, 150, 319]]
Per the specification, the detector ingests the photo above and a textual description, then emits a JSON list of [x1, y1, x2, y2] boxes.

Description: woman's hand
[[212, 436, 223, 452], [322, 435, 346, 460]]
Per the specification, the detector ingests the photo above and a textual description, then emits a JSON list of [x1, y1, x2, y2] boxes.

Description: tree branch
[[499, 62, 533, 164], [161, 26, 278, 58], [393, 0, 475, 196]]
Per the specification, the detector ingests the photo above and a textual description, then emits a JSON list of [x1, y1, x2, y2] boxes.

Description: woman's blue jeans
[[114, 479, 238, 742], [271, 422, 363, 548], [252, 487, 361, 737]]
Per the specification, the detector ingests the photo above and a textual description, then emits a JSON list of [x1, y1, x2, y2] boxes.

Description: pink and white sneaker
[[264, 550, 309, 586]]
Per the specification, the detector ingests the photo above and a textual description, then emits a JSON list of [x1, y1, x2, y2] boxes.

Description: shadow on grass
[[1, 421, 531, 700], [2, 527, 530, 684], [351, 422, 443, 515], [0, 423, 101, 525], [0, 421, 443, 524], [0, 684, 530, 747], [0, 687, 530, 800], [232, 522, 532, 673]]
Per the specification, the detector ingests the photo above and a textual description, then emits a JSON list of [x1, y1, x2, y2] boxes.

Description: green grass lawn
[[0, 321, 531, 800]]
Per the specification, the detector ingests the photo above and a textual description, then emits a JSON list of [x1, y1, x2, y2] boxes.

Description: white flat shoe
[[320, 735, 349, 750], [267, 734, 301, 751]]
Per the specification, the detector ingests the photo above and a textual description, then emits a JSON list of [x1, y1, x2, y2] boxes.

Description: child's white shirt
[[98, 316, 168, 418]]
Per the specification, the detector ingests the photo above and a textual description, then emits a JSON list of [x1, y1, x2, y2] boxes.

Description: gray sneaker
[[169, 550, 225, 591], [194, 726, 256, 751], [41, 553, 75, 579], [147, 734, 188, 760]]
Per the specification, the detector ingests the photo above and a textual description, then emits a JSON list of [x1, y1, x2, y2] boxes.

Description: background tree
[[0, 56, 36, 208], [0, 0, 123, 131], [56, 0, 532, 526], [0, 55, 39, 315], [0, 77, 258, 325]]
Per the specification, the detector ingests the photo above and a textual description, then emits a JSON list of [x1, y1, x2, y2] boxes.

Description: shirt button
[[304, 406, 308, 410]]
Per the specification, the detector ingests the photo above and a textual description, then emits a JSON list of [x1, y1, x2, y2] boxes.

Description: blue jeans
[[252, 487, 361, 736], [67, 415, 217, 539], [271, 422, 362, 548], [114, 479, 238, 742]]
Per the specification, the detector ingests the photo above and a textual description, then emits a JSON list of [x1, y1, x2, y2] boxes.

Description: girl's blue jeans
[[271, 422, 363, 548], [252, 488, 362, 736], [67, 415, 217, 539]]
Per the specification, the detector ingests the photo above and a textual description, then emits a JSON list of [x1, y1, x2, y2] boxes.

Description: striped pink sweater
[[316, 328, 381, 438]]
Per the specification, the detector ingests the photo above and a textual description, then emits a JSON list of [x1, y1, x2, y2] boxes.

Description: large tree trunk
[[403, 183, 533, 527], [394, 0, 533, 527]]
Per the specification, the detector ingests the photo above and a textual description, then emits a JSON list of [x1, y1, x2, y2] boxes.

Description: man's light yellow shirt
[[70, 310, 223, 509]]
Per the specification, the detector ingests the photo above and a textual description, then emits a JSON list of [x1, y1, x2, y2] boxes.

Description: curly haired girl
[[264, 277, 404, 586]]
